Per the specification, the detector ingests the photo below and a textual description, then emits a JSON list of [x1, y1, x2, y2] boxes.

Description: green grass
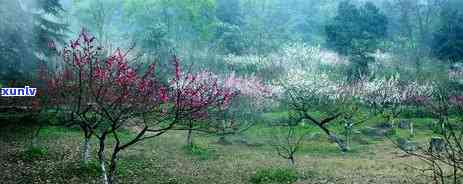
[[298, 140, 369, 157], [39, 126, 81, 138], [20, 146, 49, 162], [183, 143, 218, 160], [250, 167, 299, 184], [65, 161, 102, 177], [0, 115, 446, 184]]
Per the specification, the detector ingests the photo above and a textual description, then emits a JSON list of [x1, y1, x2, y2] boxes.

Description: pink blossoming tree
[[170, 67, 273, 147], [42, 31, 236, 184]]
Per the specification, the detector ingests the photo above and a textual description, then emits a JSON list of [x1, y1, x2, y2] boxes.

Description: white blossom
[[281, 69, 341, 101], [357, 74, 434, 106], [224, 43, 348, 74]]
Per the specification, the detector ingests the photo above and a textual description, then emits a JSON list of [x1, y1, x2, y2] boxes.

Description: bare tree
[[285, 90, 348, 152], [280, 72, 352, 152], [270, 115, 308, 166], [398, 85, 463, 184], [340, 104, 368, 149]]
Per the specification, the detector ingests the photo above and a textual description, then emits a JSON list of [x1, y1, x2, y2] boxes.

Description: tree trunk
[[107, 146, 118, 184], [30, 125, 43, 148], [186, 128, 193, 147], [31, 135, 39, 148], [82, 137, 91, 164], [186, 121, 193, 147], [288, 156, 295, 167], [217, 135, 232, 145], [329, 133, 349, 152], [108, 165, 116, 184], [410, 122, 414, 137], [100, 159, 109, 184], [98, 135, 109, 184], [316, 124, 349, 152]]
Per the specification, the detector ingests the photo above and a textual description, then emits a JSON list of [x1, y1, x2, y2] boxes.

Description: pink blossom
[[137, 80, 149, 93], [47, 41, 56, 50], [159, 87, 168, 103], [70, 39, 80, 49], [94, 67, 107, 81], [450, 96, 463, 107], [106, 56, 116, 68], [63, 68, 72, 81], [143, 64, 156, 78]]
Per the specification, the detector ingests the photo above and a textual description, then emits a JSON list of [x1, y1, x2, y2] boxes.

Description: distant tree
[[432, 5, 463, 63], [0, 0, 31, 83], [169, 70, 237, 147], [72, 0, 122, 45], [325, 1, 388, 80], [163, 0, 217, 43], [214, 0, 246, 55], [214, 73, 273, 143], [215, 22, 246, 55], [239, 0, 301, 55], [0, 0, 67, 84], [174, 72, 272, 147], [216, 0, 242, 26], [34, 0, 68, 57], [357, 74, 435, 138], [384, 0, 443, 75], [122, 0, 172, 59]]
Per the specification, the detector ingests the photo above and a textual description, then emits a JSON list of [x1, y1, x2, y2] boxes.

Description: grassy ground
[[0, 116, 438, 184]]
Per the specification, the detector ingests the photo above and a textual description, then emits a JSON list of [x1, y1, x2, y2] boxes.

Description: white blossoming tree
[[360, 75, 404, 125], [279, 69, 349, 152], [224, 43, 348, 80], [358, 74, 434, 128]]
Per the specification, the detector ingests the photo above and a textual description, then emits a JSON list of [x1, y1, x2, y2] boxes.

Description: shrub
[[250, 168, 299, 184], [20, 146, 48, 162]]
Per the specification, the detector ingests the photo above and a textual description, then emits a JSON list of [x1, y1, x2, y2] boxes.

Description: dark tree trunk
[[30, 125, 43, 148], [108, 146, 119, 184], [186, 121, 193, 147], [328, 133, 349, 152]]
